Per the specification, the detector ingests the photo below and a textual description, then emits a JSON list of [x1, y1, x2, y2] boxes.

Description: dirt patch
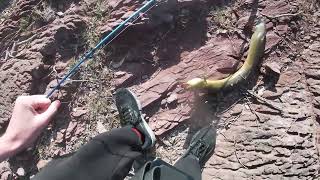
[[0, 0, 319, 179]]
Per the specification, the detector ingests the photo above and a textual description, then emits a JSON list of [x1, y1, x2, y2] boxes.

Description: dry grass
[[207, 5, 237, 36], [37, 0, 118, 159]]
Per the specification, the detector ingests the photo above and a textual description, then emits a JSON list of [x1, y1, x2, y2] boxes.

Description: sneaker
[[182, 126, 216, 166], [115, 88, 156, 149]]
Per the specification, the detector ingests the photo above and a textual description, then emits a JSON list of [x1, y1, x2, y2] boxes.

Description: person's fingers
[[29, 96, 51, 109], [37, 100, 61, 125]]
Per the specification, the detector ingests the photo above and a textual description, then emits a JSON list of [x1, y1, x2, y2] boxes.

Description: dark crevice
[[274, 145, 305, 150], [287, 131, 299, 136]]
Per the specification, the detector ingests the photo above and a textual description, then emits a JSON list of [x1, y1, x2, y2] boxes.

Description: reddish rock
[[71, 109, 87, 118], [56, 131, 65, 143], [265, 32, 282, 52], [167, 93, 178, 104], [66, 121, 78, 139], [278, 70, 301, 86], [261, 87, 285, 99], [230, 104, 243, 116], [75, 125, 86, 136], [261, 1, 293, 17], [129, 38, 242, 135], [265, 62, 281, 75]]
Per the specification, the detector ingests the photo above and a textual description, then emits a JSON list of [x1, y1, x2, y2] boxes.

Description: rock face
[[0, 0, 319, 179], [112, 0, 298, 136], [113, 0, 320, 178], [0, 0, 87, 128], [304, 42, 320, 153], [133, 38, 242, 135], [202, 60, 320, 179]]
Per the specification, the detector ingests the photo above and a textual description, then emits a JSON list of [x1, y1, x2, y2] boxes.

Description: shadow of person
[[182, 4, 266, 158], [109, 0, 215, 87], [0, 0, 11, 14]]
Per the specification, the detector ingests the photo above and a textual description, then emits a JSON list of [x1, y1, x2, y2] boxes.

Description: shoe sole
[[123, 89, 156, 149]]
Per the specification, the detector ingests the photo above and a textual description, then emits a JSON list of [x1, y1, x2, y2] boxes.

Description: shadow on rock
[[0, 0, 11, 14]]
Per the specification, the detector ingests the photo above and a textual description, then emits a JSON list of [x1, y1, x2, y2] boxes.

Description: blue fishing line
[[46, 0, 156, 98]]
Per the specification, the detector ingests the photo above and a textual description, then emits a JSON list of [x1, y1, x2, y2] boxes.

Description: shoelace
[[191, 140, 208, 159], [120, 107, 140, 125]]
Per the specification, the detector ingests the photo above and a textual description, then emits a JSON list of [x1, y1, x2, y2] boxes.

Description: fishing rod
[[46, 0, 156, 98]]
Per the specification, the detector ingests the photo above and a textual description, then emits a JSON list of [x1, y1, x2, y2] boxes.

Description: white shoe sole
[[127, 89, 156, 149]]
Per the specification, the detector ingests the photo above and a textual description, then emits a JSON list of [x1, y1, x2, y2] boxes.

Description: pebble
[[16, 167, 25, 176], [37, 160, 49, 170], [114, 71, 126, 77], [56, 12, 64, 17], [96, 121, 107, 133], [230, 104, 243, 115], [71, 109, 87, 118], [265, 62, 281, 74], [310, 33, 318, 38], [167, 93, 178, 104], [304, 35, 311, 41]]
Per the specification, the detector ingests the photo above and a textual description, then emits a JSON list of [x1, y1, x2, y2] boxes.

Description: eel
[[185, 21, 267, 91]]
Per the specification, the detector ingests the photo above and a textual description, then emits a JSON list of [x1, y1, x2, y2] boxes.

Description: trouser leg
[[33, 126, 143, 180], [173, 155, 202, 180]]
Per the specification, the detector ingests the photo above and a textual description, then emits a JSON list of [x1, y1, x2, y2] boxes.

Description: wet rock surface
[[0, 0, 319, 179]]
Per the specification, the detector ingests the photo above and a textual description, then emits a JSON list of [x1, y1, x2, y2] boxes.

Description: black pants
[[33, 126, 201, 180]]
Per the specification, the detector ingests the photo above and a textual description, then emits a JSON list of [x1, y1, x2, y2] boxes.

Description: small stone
[[310, 33, 318, 38], [53, 149, 61, 156], [278, 70, 301, 86], [161, 98, 167, 106], [257, 87, 265, 96], [262, 90, 281, 99], [75, 126, 85, 136], [16, 167, 25, 176], [114, 71, 126, 77], [230, 104, 243, 115], [167, 93, 177, 104], [56, 131, 64, 143], [71, 109, 87, 118], [37, 160, 49, 170], [265, 62, 281, 74], [56, 12, 64, 17], [96, 121, 107, 133], [304, 35, 311, 41], [236, 16, 250, 29], [66, 121, 77, 139]]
